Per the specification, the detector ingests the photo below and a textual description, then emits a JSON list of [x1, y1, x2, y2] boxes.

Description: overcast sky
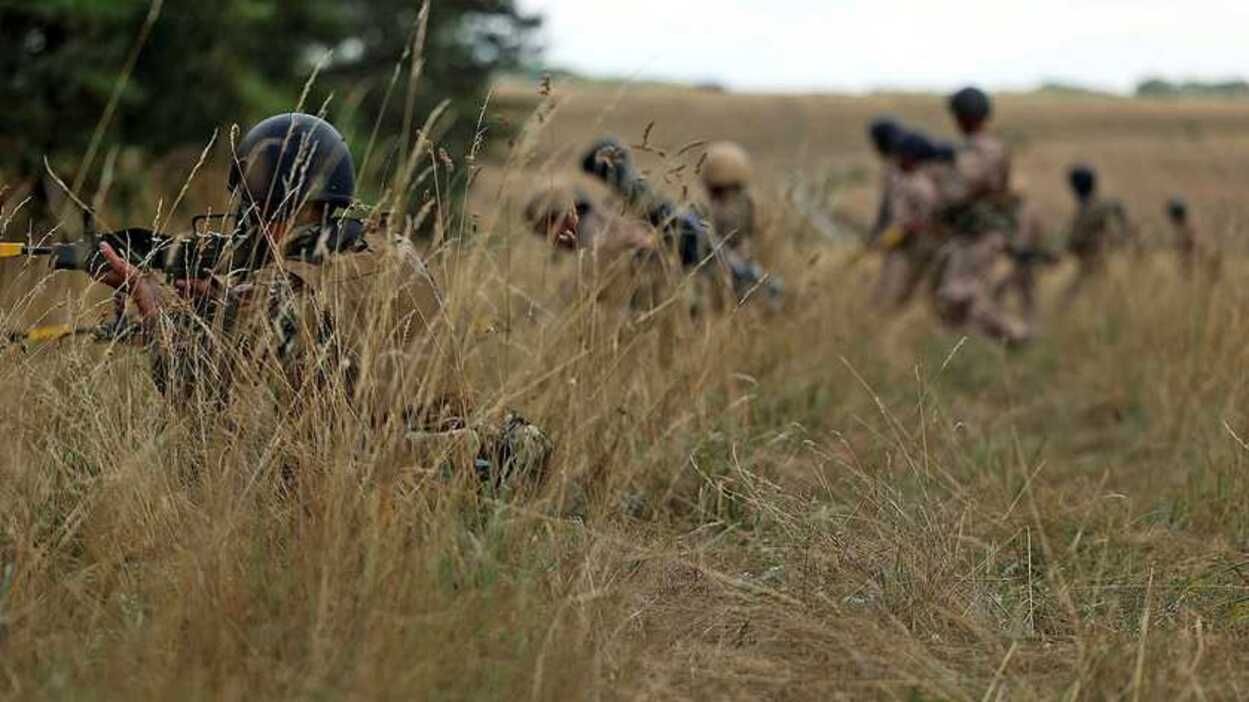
[[517, 0, 1249, 93]]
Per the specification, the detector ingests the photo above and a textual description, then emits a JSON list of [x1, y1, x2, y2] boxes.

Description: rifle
[[1, 213, 367, 346], [0, 215, 231, 283], [580, 137, 782, 304]]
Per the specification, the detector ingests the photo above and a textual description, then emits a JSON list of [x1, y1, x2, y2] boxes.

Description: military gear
[[868, 116, 903, 157], [706, 188, 757, 255], [229, 113, 356, 221], [702, 142, 753, 189], [1061, 195, 1132, 307], [949, 87, 992, 124], [1067, 198, 1128, 257], [1068, 165, 1097, 201], [927, 121, 1029, 342]]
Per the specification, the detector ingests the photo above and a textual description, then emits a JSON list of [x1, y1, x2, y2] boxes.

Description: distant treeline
[[1034, 78, 1249, 99], [1135, 78, 1249, 98]]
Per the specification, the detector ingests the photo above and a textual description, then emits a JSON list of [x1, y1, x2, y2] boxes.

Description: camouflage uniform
[[525, 185, 676, 367], [1168, 200, 1221, 280], [142, 114, 551, 488], [700, 142, 772, 307], [874, 163, 940, 310], [149, 226, 551, 487], [991, 201, 1046, 325], [1061, 195, 1130, 306], [930, 132, 1030, 343]]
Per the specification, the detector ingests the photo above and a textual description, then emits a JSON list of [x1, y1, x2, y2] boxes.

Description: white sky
[[517, 0, 1249, 93]]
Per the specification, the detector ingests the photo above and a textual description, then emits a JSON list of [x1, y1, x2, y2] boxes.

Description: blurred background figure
[[523, 182, 675, 366], [1062, 164, 1133, 308], [1167, 196, 1221, 280], [870, 124, 943, 313], [930, 87, 1030, 344]]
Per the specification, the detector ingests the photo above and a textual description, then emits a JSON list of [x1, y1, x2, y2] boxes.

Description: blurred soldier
[[931, 87, 1030, 344], [1061, 164, 1133, 307], [879, 131, 943, 262], [701, 142, 759, 260], [93, 113, 550, 488], [580, 136, 782, 313], [871, 125, 945, 311], [991, 201, 1052, 327], [867, 115, 904, 243], [1167, 197, 1221, 280], [523, 182, 675, 367]]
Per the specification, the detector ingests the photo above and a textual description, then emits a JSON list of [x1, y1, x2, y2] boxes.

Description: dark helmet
[[1167, 197, 1188, 222], [868, 116, 903, 156], [949, 86, 992, 124], [894, 130, 939, 164], [229, 113, 355, 220], [1068, 164, 1097, 199]]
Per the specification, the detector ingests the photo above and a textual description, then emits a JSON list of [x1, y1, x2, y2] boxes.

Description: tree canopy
[[1, 0, 539, 189]]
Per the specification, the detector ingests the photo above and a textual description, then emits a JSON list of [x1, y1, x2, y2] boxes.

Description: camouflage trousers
[[1060, 253, 1107, 310], [874, 238, 937, 311], [931, 232, 1030, 343]]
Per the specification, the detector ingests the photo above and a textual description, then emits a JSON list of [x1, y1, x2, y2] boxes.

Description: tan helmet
[[702, 142, 752, 189]]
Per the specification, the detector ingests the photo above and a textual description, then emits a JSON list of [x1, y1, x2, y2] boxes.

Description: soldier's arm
[[869, 171, 895, 241]]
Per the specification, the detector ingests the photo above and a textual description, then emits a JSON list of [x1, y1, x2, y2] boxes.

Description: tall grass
[[0, 81, 1248, 699]]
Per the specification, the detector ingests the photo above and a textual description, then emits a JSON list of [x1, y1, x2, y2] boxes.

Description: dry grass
[[1, 81, 1249, 700]]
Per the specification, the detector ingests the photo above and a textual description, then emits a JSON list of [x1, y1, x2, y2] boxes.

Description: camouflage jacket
[[1067, 198, 1129, 257], [147, 226, 444, 418], [937, 133, 1016, 237]]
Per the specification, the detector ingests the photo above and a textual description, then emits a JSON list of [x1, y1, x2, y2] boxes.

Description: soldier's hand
[[97, 242, 164, 319]]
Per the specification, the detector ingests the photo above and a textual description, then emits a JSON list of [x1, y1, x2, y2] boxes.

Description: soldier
[[930, 87, 1030, 344], [1167, 197, 1221, 280], [93, 113, 550, 488], [1061, 164, 1133, 307], [701, 142, 760, 261], [867, 115, 904, 244], [580, 137, 781, 313], [870, 122, 945, 312], [523, 182, 675, 367], [991, 200, 1051, 327], [880, 131, 944, 265]]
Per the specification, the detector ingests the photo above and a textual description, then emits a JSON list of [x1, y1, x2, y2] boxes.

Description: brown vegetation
[[1, 81, 1248, 699]]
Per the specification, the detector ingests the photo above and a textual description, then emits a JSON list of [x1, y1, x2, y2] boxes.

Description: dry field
[[2, 81, 1249, 699]]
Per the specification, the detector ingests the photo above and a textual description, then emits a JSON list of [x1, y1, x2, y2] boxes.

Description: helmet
[[1068, 164, 1097, 199], [949, 86, 992, 124], [702, 142, 753, 189], [868, 116, 903, 156], [1167, 197, 1188, 222], [523, 183, 591, 231], [229, 113, 355, 220], [894, 130, 939, 164]]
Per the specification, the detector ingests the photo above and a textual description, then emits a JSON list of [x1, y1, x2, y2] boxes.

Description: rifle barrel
[[0, 242, 55, 258]]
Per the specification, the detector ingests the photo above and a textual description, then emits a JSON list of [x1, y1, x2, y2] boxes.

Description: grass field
[[2, 81, 1249, 699]]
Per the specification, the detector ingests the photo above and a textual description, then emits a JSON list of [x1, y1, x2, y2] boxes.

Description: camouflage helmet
[[1068, 164, 1097, 199], [229, 113, 355, 220], [949, 86, 992, 124], [523, 183, 592, 232], [702, 141, 753, 189]]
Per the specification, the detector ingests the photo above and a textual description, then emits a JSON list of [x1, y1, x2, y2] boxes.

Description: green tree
[[0, 0, 539, 220]]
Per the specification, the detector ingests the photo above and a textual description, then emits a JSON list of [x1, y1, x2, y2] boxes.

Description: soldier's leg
[[932, 239, 980, 328], [874, 249, 916, 310]]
